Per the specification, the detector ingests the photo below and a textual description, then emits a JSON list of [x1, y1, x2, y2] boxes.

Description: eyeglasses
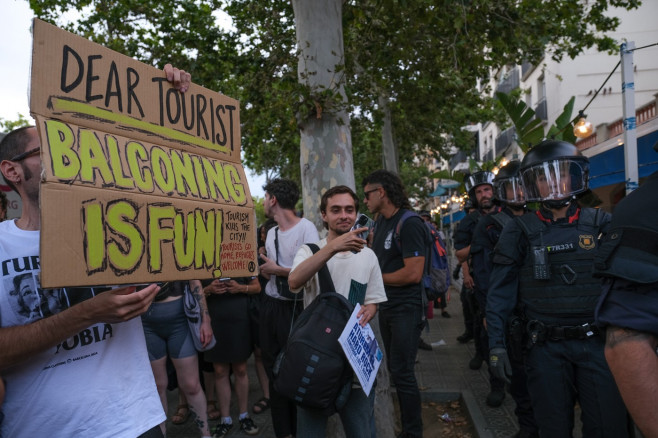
[[9, 147, 40, 162], [363, 187, 381, 200]]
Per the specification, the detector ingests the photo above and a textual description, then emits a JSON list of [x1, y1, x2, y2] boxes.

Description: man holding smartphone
[[288, 185, 386, 437]]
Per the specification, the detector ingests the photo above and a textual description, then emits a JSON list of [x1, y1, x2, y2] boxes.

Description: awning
[[442, 210, 465, 225], [588, 130, 658, 189], [430, 186, 446, 197]]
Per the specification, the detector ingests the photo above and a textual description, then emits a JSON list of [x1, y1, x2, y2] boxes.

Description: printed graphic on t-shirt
[[384, 230, 393, 250], [2, 256, 101, 325]]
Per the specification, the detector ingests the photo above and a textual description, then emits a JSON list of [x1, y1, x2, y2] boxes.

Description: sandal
[[252, 397, 270, 414], [207, 400, 221, 421], [171, 404, 190, 425]]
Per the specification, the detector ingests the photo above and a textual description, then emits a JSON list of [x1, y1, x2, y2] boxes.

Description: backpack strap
[[274, 227, 282, 264], [393, 210, 423, 252], [306, 243, 337, 294]]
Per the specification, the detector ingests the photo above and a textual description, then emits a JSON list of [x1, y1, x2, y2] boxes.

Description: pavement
[[165, 274, 525, 437]]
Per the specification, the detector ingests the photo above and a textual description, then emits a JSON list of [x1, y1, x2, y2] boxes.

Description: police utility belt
[[526, 320, 600, 344]]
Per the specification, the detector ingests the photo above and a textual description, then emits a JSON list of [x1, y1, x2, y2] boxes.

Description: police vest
[[491, 211, 512, 231], [516, 208, 607, 325]]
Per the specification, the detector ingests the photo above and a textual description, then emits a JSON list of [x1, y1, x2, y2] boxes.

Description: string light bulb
[[573, 111, 594, 138]]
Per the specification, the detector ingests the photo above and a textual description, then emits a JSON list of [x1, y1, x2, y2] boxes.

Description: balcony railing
[[496, 68, 520, 95], [495, 127, 515, 157], [534, 98, 548, 121]]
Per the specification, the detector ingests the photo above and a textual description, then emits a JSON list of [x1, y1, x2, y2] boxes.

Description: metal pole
[[621, 41, 638, 194]]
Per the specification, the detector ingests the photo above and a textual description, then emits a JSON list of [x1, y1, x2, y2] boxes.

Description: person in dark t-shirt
[[362, 169, 427, 438]]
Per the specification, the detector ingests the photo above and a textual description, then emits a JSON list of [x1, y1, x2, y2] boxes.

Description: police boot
[[486, 388, 506, 407], [468, 353, 484, 370], [457, 332, 473, 343]]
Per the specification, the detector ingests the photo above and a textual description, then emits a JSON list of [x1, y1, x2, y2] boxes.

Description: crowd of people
[[0, 64, 656, 438]]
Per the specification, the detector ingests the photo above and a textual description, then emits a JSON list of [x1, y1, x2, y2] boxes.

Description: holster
[[507, 316, 526, 360]]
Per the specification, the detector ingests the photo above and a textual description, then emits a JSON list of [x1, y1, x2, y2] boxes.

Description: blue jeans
[[525, 336, 628, 438], [297, 387, 375, 437], [379, 303, 424, 438]]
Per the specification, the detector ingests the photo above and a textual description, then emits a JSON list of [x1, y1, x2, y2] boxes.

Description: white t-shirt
[[264, 218, 319, 300], [290, 238, 388, 308], [0, 220, 165, 438]]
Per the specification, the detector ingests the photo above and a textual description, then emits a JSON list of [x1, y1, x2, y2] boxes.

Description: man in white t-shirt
[[0, 65, 191, 438], [258, 178, 319, 438], [289, 185, 387, 438]]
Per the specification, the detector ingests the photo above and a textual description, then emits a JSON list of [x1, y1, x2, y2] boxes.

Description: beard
[[479, 197, 493, 209], [22, 164, 40, 204]]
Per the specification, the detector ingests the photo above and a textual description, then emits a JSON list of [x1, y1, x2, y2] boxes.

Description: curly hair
[[362, 170, 411, 210], [262, 178, 300, 210]]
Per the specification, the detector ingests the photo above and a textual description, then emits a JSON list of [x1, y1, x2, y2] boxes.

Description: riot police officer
[[471, 161, 537, 435], [486, 140, 628, 437], [594, 168, 658, 437], [453, 171, 504, 404], [455, 198, 476, 343]]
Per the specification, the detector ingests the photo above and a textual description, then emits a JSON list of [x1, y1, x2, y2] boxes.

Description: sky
[[0, 1, 266, 198]]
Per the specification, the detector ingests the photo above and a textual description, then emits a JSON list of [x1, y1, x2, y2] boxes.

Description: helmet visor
[[494, 176, 525, 205], [521, 159, 588, 202]]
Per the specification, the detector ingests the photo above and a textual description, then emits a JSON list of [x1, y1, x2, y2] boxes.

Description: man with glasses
[[362, 170, 427, 438], [0, 65, 192, 438]]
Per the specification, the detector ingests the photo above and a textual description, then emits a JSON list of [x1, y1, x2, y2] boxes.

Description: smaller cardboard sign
[[338, 304, 383, 396]]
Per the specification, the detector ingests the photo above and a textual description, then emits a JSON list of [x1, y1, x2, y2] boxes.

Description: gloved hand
[[489, 347, 512, 384]]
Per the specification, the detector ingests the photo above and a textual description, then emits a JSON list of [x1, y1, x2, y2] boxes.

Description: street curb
[[421, 390, 494, 438]]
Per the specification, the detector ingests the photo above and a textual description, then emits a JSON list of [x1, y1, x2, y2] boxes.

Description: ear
[[0, 160, 21, 186]]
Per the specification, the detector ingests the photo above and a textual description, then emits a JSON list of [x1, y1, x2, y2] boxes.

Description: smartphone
[[350, 213, 373, 240]]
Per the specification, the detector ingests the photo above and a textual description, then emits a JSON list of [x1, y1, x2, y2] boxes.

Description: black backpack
[[272, 243, 354, 416]]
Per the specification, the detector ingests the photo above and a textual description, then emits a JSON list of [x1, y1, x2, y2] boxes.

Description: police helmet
[[465, 171, 495, 199], [520, 140, 589, 203], [493, 160, 525, 206]]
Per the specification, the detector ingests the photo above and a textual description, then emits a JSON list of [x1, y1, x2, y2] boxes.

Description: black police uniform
[[471, 207, 537, 435], [595, 170, 658, 335], [453, 209, 481, 341], [487, 203, 628, 437]]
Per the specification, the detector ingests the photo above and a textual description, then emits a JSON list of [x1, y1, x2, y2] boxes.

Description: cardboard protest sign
[[30, 19, 258, 287]]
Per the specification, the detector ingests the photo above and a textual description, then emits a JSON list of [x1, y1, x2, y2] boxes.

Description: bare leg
[[232, 361, 250, 415], [203, 370, 216, 401], [605, 326, 658, 437], [213, 362, 232, 418], [253, 346, 270, 399], [172, 355, 210, 436]]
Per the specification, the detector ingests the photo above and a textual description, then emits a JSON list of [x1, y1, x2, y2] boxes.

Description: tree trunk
[[292, 0, 355, 228], [292, 3, 396, 437], [379, 94, 399, 174]]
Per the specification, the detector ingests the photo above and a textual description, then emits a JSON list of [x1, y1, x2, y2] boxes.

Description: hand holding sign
[[163, 64, 191, 93]]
